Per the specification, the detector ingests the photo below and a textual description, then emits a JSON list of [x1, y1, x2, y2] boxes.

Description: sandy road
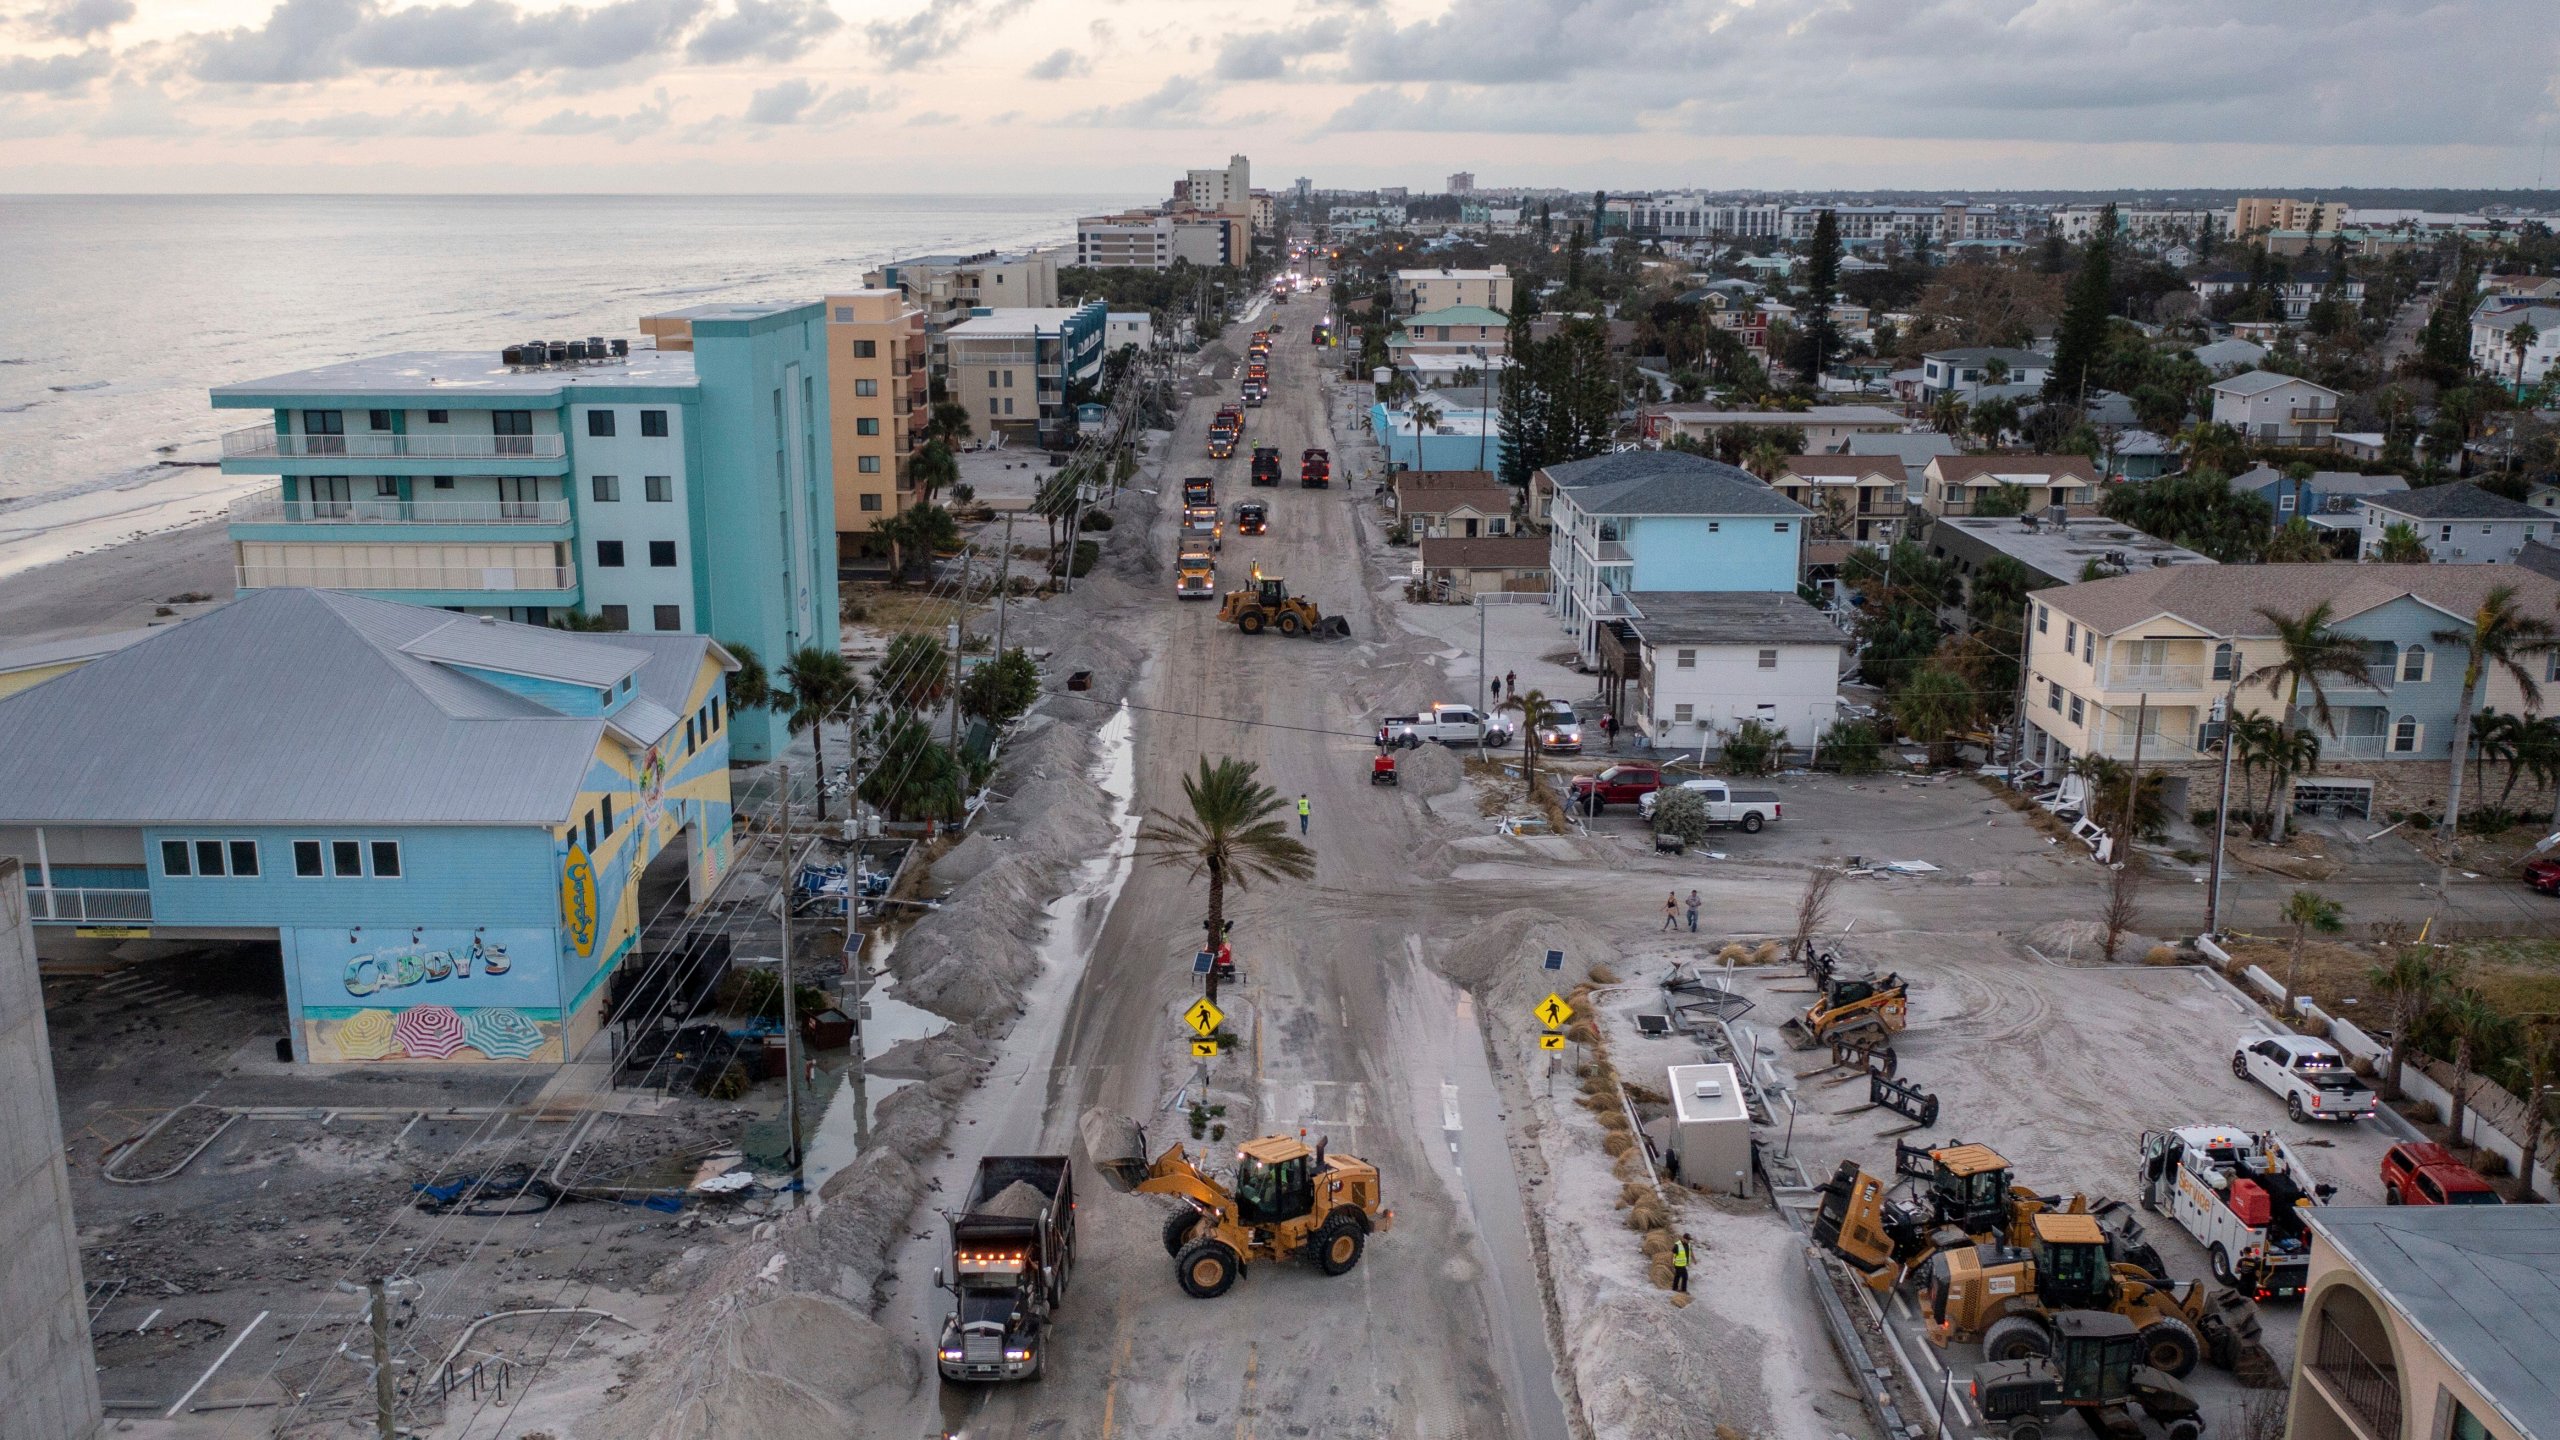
[[899, 291, 1566, 1440]]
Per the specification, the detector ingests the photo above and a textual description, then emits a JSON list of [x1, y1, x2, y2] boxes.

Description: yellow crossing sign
[[1534, 992, 1574, 1028], [1192, 1039, 1221, 1058], [1538, 1033, 1566, 1051], [1184, 997, 1226, 1037]]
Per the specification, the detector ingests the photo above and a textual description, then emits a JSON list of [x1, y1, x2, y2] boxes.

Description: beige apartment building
[[2232, 196, 2350, 237], [1397, 266, 1515, 315], [823, 290, 929, 560], [862, 251, 1060, 365]]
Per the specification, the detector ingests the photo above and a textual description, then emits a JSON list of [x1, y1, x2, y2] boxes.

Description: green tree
[[2368, 945, 2454, 1097], [876, 630, 951, 714], [859, 712, 964, 823], [910, 438, 960, 504], [1496, 308, 1543, 487], [2045, 204, 2116, 407], [2508, 320, 2542, 390], [1892, 663, 1976, 765], [957, 647, 1040, 725], [927, 399, 975, 449], [2265, 516, 2331, 563], [722, 640, 774, 712], [2278, 889, 2344, 1010], [876, 502, 961, 584], [550, 608, 620, 632], [778, 645, 861, 820], [2100, 470, 2273, 562], [1971, 482, 2035, 518], [2513, 1021, 2560, 1201], [2243, 601, 2373, 842], [1795, 209, 1842, 381], [2371, 521, 2429, 563], [2433, 583, 2555, 857], [1136, 756, 1317, 953]]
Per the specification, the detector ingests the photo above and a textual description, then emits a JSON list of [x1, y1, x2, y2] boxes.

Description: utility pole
[[2122, 693, 2148, 855], [946, 620, 965, 756], [370, 1277, 395, 1440], [778, 764, 802, 1175], [991, 512, 1016, 655], [2204, 666, 2241, 937]]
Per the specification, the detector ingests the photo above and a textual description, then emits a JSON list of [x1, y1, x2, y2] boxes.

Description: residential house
[[1396, 266, 1513, 315], [1771, 456, 1908, 544], [1394, 351, 1511, 395], [1392, 471, 1513, 538], [2022, 564, 2560, 816], [1104, 312, 1155, 351], [216, 307, 831, 761], [2284, 1201, 2557, 1440], [1928, 512, 2212, 618], [1539, 451, 1811, 665], [2189, 338, 2270, 374], [2210, 370, 2343, 446], [1389, 305, 1511, 359], [2359, 483, 2550, 564], [1599, 591, 1848, 752], [1418, 536, 1549, 602], [1844, 431, 1962, 501], [2191, 273, 2366, 325], [1920, 454, 2104, 517], [2515, 538, 2560, 582], [2469, 302, 2560, 387], [2105, 430, 2179, 481], [0, 630, 152, 700], [1642, 404, 1906, 452], [2481, 274, 2560, 301], [823, 290, 931, 560], [0, 589, 739, 1061], [1369, 403, 1505, 473], [2228, 465, 2410, 537], [1919, 347, 2051, 401], [942, 302, 1109, 446]]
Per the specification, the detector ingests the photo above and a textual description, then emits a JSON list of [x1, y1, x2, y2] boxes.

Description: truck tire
[[1980, 1314, 2054, 1364], [2005, 1421, 2046, 1440], [2383, 1184, 2401, 1204], [1163, 1208, 1198, 1257], [1741, 812, 1764, 834], [2209, 1244, 2234, 1286], [2231, 1053, 2250, 1080], [1238, 612, 1265, 634], [1277, 612, 1304, 637], [2288, 1093, 2308, 1123], [1314, 1214, 1366, 1276], [2139, 1316, 2202, 1377], [1176, 1238, 1240, 1299], [2164, 1420, 2201, 1440]]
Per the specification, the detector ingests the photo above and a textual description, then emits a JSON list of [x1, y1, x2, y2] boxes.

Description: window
[[1706, 521, 1720, 533], [1676, 648, 1697, 669], [194, 839, 226, 875], [645, 474, 672, 502], [2036, 606, 2049, 634], [374, 476, 398, 497], [2441, 524, 2455, 542], [597, 540, 625, 567], [587, 410, 616, 437], [583, 811, 598, 851], [1758, 649, 1778, 669], [640, 409, 667, 437], [2449, 1401, 2493, 1440], [854, 379, 877, 397], [2400, 645, 2427, 683], [369, 841, 401, 878], [331, 840, 363, 877], [2279, 493, 2296, 512], [2213, 642, 2236, 681], [596, 686, 612, 705], [1003, 398, 1014, 415], [858, 455, 882, 473], [852, 339, 877, 358], [492, 410, 533, 455], [654, 604, 682, 631], [160, 839, 191, 875], [860, 493, 883, 511], [294, 840, 323, 877], [2392, 714, 2421, 753], [648, 540, 676, 567], [426, 409, 449, 424], [2048, 682, 2063, 712], [2068, 695, 2084, 724], [368, 409, 393, 432], [229, 840, 260, 876], [2083, 630, 2095, 663], [302, 409, 345, 453], [2064, 620, 2077, 650], [857, 417, 880, 436], [592, 475, 620, 502], [1674, 703, 1695, 723], [602, 795, 616, 837], [1003, 370, 1015, 387], [432, 475, 454, 490], [600, 604, 629, 630]]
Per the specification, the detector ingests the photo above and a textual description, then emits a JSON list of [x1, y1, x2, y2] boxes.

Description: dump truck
[[2138, 1125, 2331, 1299], [932, 1155, 1075, 1383], [1081, 1110, 1391, 1299], [1250, 447, 1282, 486], [1970, 1311, 2206, 1440], [1182, 476, 1215, 507], [1300, 448, 1331, 487], [1218, 572, 1350, 639], [1175, 552, 1216, 600]]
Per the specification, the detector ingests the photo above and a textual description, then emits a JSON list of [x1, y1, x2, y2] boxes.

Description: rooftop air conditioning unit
[[611, 338, 630, 358], [1693, 1078, 1723, 1100]]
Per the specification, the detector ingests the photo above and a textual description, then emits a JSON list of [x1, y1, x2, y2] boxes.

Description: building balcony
[[222, 425, 567, 462], [228, 495, 572, 527], [2292, 405, 2341, 422], [2092, 662, 2211, 692], [2306, 1319, 2400, 1440], [237, 562, 576, 594], [27, 885, 152, 925]]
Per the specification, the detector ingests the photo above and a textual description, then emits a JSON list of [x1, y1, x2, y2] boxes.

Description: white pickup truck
[[2232, 1033, 2378, 1122], [1638, 779, 1784, 834], [1379, 703, 1512, 748], [2138, 1124, 2334, 1300]]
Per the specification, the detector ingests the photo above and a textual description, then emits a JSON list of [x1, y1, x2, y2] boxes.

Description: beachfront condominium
[[819, 290, 931, 567], [213, 301, 836, 760], [863, 250, 1061, 373], [944, 302, 1110, 446]]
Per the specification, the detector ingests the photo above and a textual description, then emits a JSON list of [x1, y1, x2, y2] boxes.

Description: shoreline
[[0, 518, 235, 648]]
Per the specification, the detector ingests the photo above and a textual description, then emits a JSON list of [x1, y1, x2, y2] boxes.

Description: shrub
[[2470, 1149, 2509, 1178], [2144, 945, 2180, 966], [1589, 962, 1620, 984], [1821, 719, 1885, 774], [2404, 1099, 2441, 1125], [1068, 539, 1099, 577], [958, 646, 1041, 725], [1601, 1131, 1635, 1157], [1651, 785, 1714, 847], [1719, 718, 1785, 776], [1079, 509, 1114, 531]]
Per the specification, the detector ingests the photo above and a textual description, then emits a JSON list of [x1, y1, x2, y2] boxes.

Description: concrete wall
[[0, 859, 102, 1440]]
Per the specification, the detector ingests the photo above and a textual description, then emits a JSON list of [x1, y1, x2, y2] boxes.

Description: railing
[[2093, 662, 2210, 692], [221, 425, 566, 462], [229, 496, 571, 526], [1582, 537, 1633, 564], [237, 563, 575, 593], [2322, 733, 2391, 759], [2291, 405, 2341, 422], [2310, 1318, 2401, 1440], [29, 887, 152, 923]]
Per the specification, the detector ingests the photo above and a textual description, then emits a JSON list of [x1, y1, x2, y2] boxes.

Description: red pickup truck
[[2380, 1142, 2503, 1205], [1566, 765, 1661, 814]]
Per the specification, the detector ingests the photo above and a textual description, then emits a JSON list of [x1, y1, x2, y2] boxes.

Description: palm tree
[[2433, 584, 2555, 858], [2226, 711, 2279, 831], [2252, 725, 2322, 840], [2514, 1020, 2560, 1202], [2473, 709, 2530, 807], [2370, 520, 2429, 563], [1982, 357, 2012, 389], [550, 608, 619, 632], [722, 640, 774, 713], [2367, 946, 2453, 1098], [2279, 889, 2344, 1011], [1408, 399, 1443, 437], [2242, 602, 2374, 842], [1927, 392, 1969, 440], [2442, 987, 2515, 1140], [1136, 756, 1317, 958], [778, 646, 861, 821], [1742, 435, 1789, 480], [2509, 320, 2541, 390], [1499, 687, 1559, 800], [926, 399, 975, 450]]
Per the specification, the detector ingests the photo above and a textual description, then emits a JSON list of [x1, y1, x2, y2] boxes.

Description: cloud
[[1213, 18, 1348, 80], [85, 81, 199, 137], [685, 0, 838, 63], [1024, 46, 1086, 80], [242, 102, 500, 139], [0, 45, 107, 92], [905, 108, 956, 126], [19, 0, 131, 39], [1063, 72, 1206, 128], [863, 0, 1030, 70], [528, 92, 671, 139], [1322, 81, 1637, 134]]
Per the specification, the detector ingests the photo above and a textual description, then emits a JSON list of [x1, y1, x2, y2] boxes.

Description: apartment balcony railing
[[2291, 405, 2342, 422], [2309, 1320, 2401, 1440], [237, 563, 576, 593], [222, 425, 567, 462], [28, 886, 152, 924], [2092, 662, 2211, 692], [229, 496, 571, 526], [2323, 734, 2391, 759]]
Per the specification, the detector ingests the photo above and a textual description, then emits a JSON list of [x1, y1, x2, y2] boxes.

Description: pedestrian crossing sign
[[1183, 997, 1226, 1037], [1192, 1039, 1220, 1058], [1534, 992, 1574, 1028], [1538, 1033, 1566, 1051]]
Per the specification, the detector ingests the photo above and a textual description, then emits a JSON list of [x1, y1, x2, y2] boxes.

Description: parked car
[[2231, 1034, 2377, 1122], [1532, 701, 1582, 755], [1637, 780, 1782, 833], [1379, 702, 1510, 748], [1566, 765, 1660, 813], [2525, 855, 2560, 894], [2379, 1141, 2503, 1206]]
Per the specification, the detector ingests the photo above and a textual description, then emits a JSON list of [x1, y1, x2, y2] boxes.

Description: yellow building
[[2287, 1207, 2556, 1440], [2232, 197, 2350, 237], [823, 290, 929, 561]]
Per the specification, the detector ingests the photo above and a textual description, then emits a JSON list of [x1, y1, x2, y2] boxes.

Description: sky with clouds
[[3, 0, 2555, 192]]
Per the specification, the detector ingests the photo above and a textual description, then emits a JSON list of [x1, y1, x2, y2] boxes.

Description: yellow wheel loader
[[1217, 572, 1351, 640], [1814, 1141, 2166, 1292], [1081, 1110, 1392, 1298], [1780, 971, 1909, 1050]]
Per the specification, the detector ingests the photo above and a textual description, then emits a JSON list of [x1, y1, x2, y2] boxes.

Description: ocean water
[[0, 192, 1134, 578]]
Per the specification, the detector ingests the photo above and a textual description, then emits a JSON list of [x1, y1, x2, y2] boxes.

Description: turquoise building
[[1538, 452, 1811, 666], [214, 301, 835, 760], [0, 590, 737, 1064]]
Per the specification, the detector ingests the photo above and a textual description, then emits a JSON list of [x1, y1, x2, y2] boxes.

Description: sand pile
[[976, 1180, 1051, 1220], [1396, 739, 1464, 798], [585, 1288, 915, 1440]]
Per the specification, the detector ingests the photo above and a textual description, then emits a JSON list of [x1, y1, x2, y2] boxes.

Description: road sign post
[[1183, 996, 1225, 1039]]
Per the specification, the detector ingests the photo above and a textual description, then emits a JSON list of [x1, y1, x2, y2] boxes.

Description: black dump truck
[[933, 1155, 1075, 1383]]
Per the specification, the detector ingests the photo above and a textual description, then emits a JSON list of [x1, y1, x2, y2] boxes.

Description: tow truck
[[2137, 1124, 2333, 1299]]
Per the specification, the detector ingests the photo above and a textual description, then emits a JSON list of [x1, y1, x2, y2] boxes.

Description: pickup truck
[[2232, 1033, 2377, 1122], [1638, 780, 1783, 833], [1566, 765, 1660, 813], [1531, 701, 1582, 755], [2380, 1141, 2503, 1206], [1250, 447, 1282, 486], [2138, 1125, 2331, 1299], [933, 1155, 1075, 1382], [1233, 500, 1268, 536], [1380, 702, 1511, 748]]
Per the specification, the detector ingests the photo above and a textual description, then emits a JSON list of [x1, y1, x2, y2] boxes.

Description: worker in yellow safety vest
[[1671, 1233, 1692, 1294]]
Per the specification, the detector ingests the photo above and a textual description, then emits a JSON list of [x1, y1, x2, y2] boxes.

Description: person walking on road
[[1662, 891, 1679, 931], [1602, 712, 1617, 751], [1298, 793, 1312, 835], [1671, 1233, 1692, 1293], [1685, 889, 1701, 933], [1504, 669, 1517, 698]]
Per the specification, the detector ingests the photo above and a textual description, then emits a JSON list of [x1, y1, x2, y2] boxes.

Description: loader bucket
[[1313, 616, 1351, 640], [2200, 1289, 2283, 1388], [1779, 1015, 1824, 1050], [1079, 1108, 1151, 1193]]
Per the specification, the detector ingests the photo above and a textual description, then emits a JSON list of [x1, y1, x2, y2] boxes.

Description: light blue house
[[1371, 402, 1508, 473], [214, 300, 835, 760], [0, 589, 738, 1064], [1536, 452, 1811, 664], [2226, 464, 2409, 539]]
